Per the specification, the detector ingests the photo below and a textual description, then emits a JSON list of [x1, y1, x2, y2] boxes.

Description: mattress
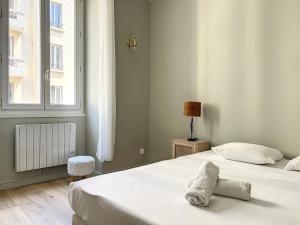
[[68, 151, 300, 225]]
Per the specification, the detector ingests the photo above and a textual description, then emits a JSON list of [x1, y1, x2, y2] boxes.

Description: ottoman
[[67, 156, 95, 182]]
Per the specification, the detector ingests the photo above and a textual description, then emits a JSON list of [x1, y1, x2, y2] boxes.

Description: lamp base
[[187, 138, 198, 142]]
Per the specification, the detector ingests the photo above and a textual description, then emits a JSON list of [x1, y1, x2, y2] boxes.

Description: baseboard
[[0, 171, 68, 190]]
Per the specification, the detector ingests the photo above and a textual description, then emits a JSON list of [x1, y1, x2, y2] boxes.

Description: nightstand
[[172, 139, 210, 158]]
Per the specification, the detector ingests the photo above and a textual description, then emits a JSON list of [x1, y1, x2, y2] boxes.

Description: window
[[50, 85, 63, 104], [1, 0, 83, 113], [9, 0, 15, 10], [49, 0, 76, 106], [50, 2, 62, 29], [50, 44, 63, 70], [9, 36, 14, 57], [8, 83, 15, 104], [8, 0, 41, 105]]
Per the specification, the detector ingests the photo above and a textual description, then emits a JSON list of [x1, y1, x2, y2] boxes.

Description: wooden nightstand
[[172, 139, 210, 158]]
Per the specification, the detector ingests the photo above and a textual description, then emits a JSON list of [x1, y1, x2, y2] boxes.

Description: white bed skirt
[[73, 214, 88, 225]]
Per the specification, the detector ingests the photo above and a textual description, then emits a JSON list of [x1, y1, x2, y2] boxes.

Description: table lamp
[[184, 102, 201, 141]]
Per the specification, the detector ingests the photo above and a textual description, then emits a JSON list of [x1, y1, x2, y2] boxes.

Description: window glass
[[3, 0, 81, 110], [9, 0, 15, 10], [50, 85, 63, 104], [8, 0, 41, 104], [8, 83, 15, 103], [50, 44, 63, 70], [9, 36, 14, 57], [50, 2, 62, 29], [50, 0, 75, 105]]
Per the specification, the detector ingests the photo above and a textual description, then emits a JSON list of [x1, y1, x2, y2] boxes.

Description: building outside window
[[50, 85, 63, 105], [50, 2, 63, 29], [8, 83, 15, 104], [9, 36, 14, 57], [9, 0, 16, 10], [2, 0, 81, 110], [51, 44, 63, 70]]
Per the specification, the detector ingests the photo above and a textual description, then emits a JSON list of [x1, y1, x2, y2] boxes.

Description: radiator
[[15, 123, 76, 172]]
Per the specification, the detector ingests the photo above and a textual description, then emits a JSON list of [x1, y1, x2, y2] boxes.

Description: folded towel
[[188, 178, 251, 201], [214, 179, 251, 201], [185, 161, 219, 207]]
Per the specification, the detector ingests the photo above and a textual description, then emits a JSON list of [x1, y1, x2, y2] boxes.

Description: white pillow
[[285, 156, 300, 171], [212, 143, 283, 165]]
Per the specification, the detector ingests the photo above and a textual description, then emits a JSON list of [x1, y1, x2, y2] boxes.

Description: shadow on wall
[[149, 0, 300, 162], [202, 104, 220, 147]]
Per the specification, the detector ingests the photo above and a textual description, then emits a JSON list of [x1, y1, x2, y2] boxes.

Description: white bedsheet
[[68, 151, 300, 225]]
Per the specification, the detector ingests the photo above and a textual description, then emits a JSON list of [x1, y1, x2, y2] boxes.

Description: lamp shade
[[184, 102, 201, 117]]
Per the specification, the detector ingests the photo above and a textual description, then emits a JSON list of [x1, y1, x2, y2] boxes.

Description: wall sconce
[[126, 33, 138, 50]]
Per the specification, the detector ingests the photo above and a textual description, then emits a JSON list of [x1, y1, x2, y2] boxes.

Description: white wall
[[149, 0, 300, 162]]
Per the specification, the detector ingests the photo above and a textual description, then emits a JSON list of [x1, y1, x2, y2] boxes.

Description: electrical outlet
[[139, 148, 145, 155]]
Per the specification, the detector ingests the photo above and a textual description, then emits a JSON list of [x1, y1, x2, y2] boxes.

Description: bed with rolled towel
[[68, 150, 300, 225]]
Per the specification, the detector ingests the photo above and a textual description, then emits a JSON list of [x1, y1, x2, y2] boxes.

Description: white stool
[[67, 156, 95, 182]]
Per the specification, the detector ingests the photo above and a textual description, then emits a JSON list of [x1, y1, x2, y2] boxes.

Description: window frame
[[45, 0, 83, 110], [1, 0, 44, 110], [0, 0, 84, 115]]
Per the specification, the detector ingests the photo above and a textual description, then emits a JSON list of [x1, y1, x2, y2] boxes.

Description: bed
[[68, 151, 300, 225]]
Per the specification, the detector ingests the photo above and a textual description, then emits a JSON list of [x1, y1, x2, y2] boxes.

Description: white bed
[[68, 151, 300, 225]]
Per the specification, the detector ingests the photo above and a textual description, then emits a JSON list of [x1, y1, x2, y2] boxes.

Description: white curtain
[[97, 0, 116, 162]]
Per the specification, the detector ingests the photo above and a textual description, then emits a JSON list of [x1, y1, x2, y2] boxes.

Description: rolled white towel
[[185, 161, 219, 207], [214, 179, 251, 201], [188, 178, 251, 201]]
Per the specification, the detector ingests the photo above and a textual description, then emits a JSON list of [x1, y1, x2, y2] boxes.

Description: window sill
[[50, 27, 64, 33], [50, 69, 64, 73], [0, 111, 85, 119]]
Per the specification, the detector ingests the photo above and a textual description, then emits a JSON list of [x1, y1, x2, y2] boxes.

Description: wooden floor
[[0, 179, 73, 225]]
